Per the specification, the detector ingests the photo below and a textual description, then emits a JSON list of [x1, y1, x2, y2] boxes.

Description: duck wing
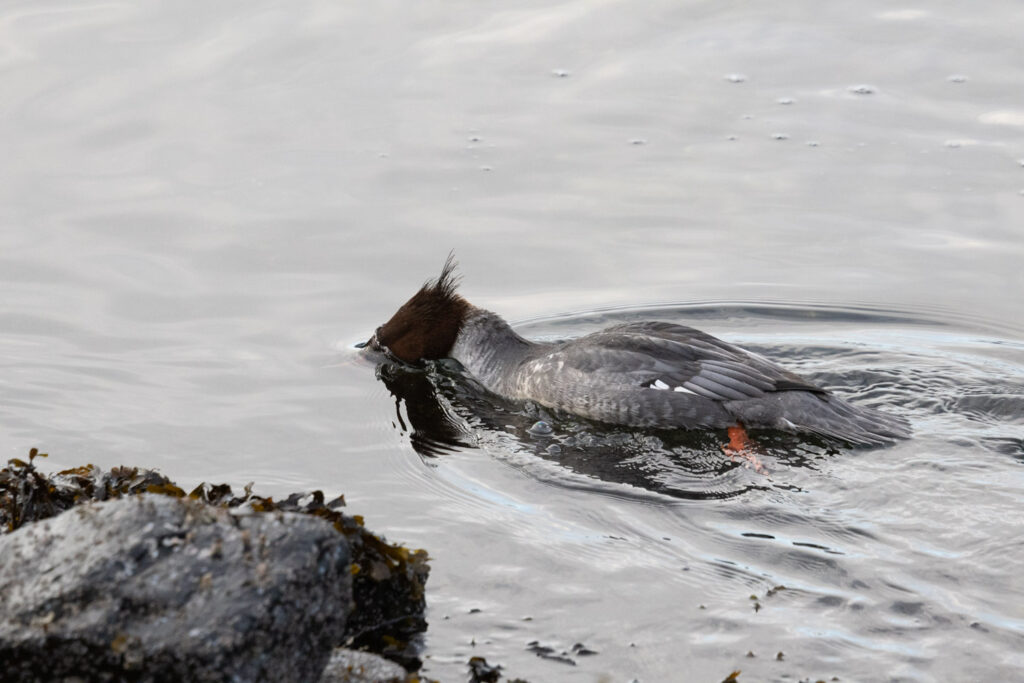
[[518, 322, 909, 444], [552, 321, 827, 402]]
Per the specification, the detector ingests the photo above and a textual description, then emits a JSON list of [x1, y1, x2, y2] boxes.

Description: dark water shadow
[[367, 300, 1024, 499], [375, 361, 474, 458], [374, 358, 839, 501]]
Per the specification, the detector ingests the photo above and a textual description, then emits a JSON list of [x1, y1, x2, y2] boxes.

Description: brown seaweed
[[0, 449, 430, 668]]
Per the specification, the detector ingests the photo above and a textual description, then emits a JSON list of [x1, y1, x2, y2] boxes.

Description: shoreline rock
[[1, 494, 351, 682], [0, 450, 430, 682]]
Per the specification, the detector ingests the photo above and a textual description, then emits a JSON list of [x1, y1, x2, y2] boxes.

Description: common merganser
[[364, 258, 910, 446]]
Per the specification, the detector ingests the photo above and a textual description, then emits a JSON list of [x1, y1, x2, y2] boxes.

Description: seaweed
[[0, 449, 187, 532], [468, 656, 529, 683], [468, 656, 502, 683], [525, 640, 576, 666], [0, 449, 430, 669]]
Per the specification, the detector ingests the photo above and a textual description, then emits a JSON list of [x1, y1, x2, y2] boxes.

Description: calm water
[[2, 1, 1023, 681]]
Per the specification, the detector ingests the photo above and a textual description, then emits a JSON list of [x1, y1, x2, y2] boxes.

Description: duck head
[[366, 255, 471, 364]]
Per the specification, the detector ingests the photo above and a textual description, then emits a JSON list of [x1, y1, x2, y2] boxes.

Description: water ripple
[[366, 300, 1024, 681]]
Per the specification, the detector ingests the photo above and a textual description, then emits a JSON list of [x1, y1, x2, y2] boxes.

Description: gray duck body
[[450, 308, 910, 445]]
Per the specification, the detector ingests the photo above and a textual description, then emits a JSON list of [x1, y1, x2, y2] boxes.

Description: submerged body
[[368, 260, 910, 446]]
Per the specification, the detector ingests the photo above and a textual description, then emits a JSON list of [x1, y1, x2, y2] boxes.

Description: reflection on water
[[371, 304, 948, 501], [375, 361, 473, 458], [381, 355, 741, 486], [376, 355, 825, 500]]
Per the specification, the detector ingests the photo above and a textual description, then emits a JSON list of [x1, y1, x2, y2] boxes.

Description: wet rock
[[1, 452, 430, 647], [0, 451, 431, 676], [319, 648, 411, 682], [0, 494, 351, 682]]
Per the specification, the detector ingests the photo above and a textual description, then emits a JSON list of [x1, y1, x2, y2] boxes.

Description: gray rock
[[0, 494, 352, 682], [319, 648, 410, 683]]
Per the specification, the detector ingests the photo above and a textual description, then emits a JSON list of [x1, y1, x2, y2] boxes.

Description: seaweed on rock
[[0, 449, 430, 664]]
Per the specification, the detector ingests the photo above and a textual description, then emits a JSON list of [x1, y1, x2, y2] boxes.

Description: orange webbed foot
[[722, 423, 768, 475]]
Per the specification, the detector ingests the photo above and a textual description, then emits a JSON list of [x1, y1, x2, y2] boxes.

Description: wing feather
[[547, 321, 829, 403]]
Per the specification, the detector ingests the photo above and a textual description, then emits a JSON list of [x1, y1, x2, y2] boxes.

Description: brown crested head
[[372, 254, 471, 364]]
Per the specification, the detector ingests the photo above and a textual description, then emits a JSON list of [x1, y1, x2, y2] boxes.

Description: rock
[[0, 494, 352, 682], [1, 455, 430, 652], [319, 648, 411, 683], [0, 453, 431, 676]]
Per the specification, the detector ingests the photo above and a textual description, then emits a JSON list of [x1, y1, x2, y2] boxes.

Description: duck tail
[[786, 393, 911, 446], [733, 392, 911, 447]]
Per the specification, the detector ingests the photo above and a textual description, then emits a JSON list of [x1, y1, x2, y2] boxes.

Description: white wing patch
[[644, 378, 697, 395]]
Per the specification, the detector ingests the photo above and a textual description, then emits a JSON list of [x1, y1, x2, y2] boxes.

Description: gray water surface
[[2, 1, 1023, 681]]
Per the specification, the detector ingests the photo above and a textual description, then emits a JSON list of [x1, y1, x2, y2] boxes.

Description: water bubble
[[546, 444, 562, 455], [772, 133, 789, 140], [849, 84, 876, 95], [777, 97, 794, 105], [724, 73, 747, 83], [551, 69, 570, 78], [948, 74, 967, 83], [528, 420, 553, 436]]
